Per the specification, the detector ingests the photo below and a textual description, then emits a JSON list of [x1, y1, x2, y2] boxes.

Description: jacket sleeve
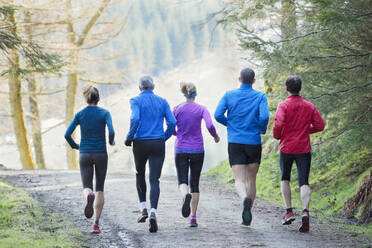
[[273, 103, 285, 139], [259, 94, 270, 134], [214, 93, 228, 126], [164, 100, 177, 140], [64, 113, 80, 149], [202, 107, 218, 137], [172, 107, 178, 136], [106, 111, 115, 145], [126, 98, 140, 141], [309, 107, 325, 134]]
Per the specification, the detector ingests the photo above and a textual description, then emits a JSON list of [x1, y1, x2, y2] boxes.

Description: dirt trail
[[0, 169, 370, 248]]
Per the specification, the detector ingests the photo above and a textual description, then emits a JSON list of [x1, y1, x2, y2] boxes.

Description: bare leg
[[281, 180, 292, 209], [179, 184, 189, 198], [232, 165, 247, 200], [245, 163, 260, 207], [300, 185, 311, 210], [191, 193, 199, 216], [94, 191, 104, 222]]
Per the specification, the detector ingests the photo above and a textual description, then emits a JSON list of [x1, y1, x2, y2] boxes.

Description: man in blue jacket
[[215, 68, 269, 226], [125, 76, 176, 233]]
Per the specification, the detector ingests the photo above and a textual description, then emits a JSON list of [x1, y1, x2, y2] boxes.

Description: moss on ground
[[0, 181, 87, 248], [204, 149, 372, 236]]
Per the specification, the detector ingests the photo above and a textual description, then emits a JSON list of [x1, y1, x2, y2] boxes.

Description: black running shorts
[[79, 152, 108, 191], [280, 151, 311, 187], [228, 143, 262, 167]]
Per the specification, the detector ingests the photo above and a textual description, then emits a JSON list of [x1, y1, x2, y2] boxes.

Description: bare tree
[[24, 11, 46, 169], [5, 9, 36, 169]]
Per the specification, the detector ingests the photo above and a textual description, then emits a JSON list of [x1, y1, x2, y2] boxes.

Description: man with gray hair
[[125, 76, 176, 233]]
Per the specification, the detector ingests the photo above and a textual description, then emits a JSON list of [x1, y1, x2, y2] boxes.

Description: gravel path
[[0, 169, 370, 248]]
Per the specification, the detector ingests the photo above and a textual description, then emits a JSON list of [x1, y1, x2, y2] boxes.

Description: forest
[[0, 0, 371, 246], [0, 0, 227, 170]]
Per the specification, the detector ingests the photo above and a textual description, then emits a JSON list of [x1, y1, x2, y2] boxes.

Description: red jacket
[[273, 96, 325, 154]]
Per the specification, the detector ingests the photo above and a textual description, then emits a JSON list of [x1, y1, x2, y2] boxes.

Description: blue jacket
[[214, 84, 270, 145], [126, 90, 176, 141], [64, 106, 115, 153]]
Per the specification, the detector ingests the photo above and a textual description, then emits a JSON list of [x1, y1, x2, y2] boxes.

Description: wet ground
[[0, 169, 370, 248]]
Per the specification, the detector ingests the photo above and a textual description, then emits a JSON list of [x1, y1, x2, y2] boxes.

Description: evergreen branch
[[310, 82, 372, 100]]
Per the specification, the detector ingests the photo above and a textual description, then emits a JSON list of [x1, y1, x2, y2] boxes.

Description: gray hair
[[139, 76, 154, 90]]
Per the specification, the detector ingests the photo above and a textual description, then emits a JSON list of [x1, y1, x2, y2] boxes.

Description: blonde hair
[[180, 82, 197, 96], [83, 85, 100, 104]]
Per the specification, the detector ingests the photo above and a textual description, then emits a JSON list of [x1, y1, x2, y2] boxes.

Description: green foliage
[[0, 5, 64, 75], [0, 181, 85, 248]]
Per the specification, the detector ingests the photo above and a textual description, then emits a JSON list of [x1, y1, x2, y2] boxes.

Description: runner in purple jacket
[[173, 82, 220, 227]]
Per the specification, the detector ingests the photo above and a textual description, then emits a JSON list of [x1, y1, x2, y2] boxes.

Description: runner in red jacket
[[273, 76, 325, 233]]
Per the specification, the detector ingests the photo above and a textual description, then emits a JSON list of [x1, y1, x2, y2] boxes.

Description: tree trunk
[[25, 11, 46, 169], [27, 74, 46, 169], [64, 0, 111, 169], [65, 51, 79, 169], [7, 12, 36, 170]]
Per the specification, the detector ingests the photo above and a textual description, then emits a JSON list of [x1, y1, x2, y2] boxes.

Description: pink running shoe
[[299, 210, 310, 232], [92, 224, 101, 234], [282, 211, 295, 225]]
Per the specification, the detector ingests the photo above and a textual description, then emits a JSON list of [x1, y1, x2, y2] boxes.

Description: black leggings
[[280, 152, 311, 187], [133, 139, 165, 209], [79, 152, 108, 191], [175, 153, 204, 193]]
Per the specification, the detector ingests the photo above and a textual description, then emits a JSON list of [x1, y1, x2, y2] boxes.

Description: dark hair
[[240, 68, 255, 84], [285, 76, 302, 94], [83, 85, 100, 104]]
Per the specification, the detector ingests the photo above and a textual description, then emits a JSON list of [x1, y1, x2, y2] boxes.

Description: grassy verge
[[0, 180, 87, 248], [204, 151, 372, 236]]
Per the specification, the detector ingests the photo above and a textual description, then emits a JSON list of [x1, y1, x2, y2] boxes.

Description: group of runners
[[64, 67, 325, 234]]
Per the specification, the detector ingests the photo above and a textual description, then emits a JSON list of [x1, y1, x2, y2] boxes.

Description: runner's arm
[[64, 113, 80, 149], [106, 112, 115, 145], [273, 103, 285, 139], [164, 100, 176, 140], [214, 93, 228, 126], [202, 107, 218, 138], [126, 99, 140, 141], [259, 94, 270, 134], [309, 107, 325, 134], [172, 107, 177, 136]]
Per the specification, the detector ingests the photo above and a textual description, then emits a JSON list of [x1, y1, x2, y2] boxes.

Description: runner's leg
[[133, 141, 148, 208], [175, 153, 189, 197], [93, 152, 108, 223], [189, 153, 204, 216], [245, 162, 260, 207], [280, 152, 294, 209], [295, 153, 312, 210], [232, 165, 247, 200], [148, 140, 165, 212]]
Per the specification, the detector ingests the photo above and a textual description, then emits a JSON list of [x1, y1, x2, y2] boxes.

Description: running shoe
[[149, 212, 158, 233], [137, 208, 148, 223], [189, 217, 198, 227], [282, 211, 295, 225], [242, 197, 252, 226], [92, 224, 101, 234], [182, 193, 192, 218], [84, 193, 95, 219], [299, 210, 310, 232]]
